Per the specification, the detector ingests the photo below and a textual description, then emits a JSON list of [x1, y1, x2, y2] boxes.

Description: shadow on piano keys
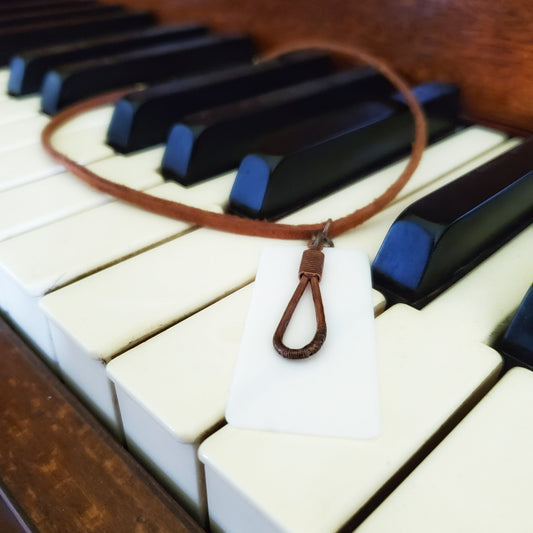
[[0, 1, 532, 532]]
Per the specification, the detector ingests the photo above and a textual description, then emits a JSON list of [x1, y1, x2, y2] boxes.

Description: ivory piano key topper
[[226, 244, 380, 439]]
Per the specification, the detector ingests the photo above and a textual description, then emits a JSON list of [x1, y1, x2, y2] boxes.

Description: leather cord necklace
[[41, 40, 428, 359]]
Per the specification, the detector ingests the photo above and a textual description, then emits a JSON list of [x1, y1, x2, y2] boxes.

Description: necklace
[[41, 40, 428, 357]]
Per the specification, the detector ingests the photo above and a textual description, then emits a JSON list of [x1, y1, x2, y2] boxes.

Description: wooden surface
[[0, 317, 202, 533], [108, 0, 533, 133]]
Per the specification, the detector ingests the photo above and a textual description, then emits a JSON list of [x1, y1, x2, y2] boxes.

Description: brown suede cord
[[41, 41, 427, 241]]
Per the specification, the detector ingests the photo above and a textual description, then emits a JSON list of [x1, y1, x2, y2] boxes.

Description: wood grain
[[109, 0, 533, 132], [0, 317, 202, 533]]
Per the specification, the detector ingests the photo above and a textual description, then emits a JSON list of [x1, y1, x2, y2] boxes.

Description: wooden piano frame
[[0, 1, 531, 531]]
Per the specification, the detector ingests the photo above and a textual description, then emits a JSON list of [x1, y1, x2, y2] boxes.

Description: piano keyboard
[[0, 3, 531, 532]]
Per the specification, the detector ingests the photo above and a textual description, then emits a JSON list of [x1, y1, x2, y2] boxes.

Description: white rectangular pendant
[[226, 245, 380, 439]]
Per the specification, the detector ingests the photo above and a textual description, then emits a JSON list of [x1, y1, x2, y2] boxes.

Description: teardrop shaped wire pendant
[[273, 220, 333, 359]]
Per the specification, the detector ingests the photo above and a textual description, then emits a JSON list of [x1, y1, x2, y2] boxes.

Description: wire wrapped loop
[[273, 272, 327, 360], [273, 221, 333, 359], [299, 249, 324, 280]]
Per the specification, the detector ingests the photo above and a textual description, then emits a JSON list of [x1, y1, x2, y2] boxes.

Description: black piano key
[[41, 34, 255, 115], [162, 67, 396, 184], [498, 285, 533, 370], [0, 4, 125, 30], [372, 138, 533, 308], [8, 24, 209, 95], [229, 82, 460, 219], [0, 1, 99, 16], [107, 51, 335, 153], [0, 11, 154, 66]]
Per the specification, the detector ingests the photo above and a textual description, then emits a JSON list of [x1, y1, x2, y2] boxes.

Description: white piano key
[[43, 228, 267, 361], [0, 113, 49, 151], [39, 126, 510, 435], [97, 133, 516, 516], [0, 174, 234, 363], [107, 285, 253, 525], [198, 221, 533, 533], [198, 303, 502, 533], [0, 173, 106, 241], [0, 115, 115, 191], [372, 289, 386, 315], [0, 94, 41, 124], [0, 146, 165, 241], [357, 367, 533, 533], [0, 105, 113, 154]]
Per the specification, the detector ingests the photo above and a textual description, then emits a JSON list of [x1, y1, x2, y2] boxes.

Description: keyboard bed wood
[[0, 315, 201, 533]]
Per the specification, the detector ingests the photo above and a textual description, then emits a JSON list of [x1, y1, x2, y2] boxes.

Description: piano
[[0, 1, 531, 532]]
